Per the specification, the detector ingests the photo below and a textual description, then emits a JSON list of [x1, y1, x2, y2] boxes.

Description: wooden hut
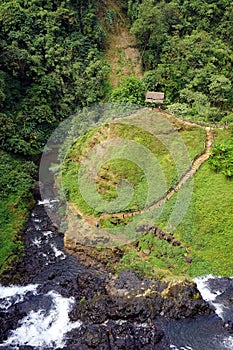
[[145, 91, 165, 105]]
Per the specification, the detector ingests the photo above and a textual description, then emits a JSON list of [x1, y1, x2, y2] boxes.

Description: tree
[[209, 143, 233, 179], [110, 76, 146, 104], [0, 0, 108, 155], [208, 75, 232, 109], [130, 0, 182, 69]]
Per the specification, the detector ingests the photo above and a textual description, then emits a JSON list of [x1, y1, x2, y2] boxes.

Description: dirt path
[[140, 124, 213, 211], [67, 112, 213, 226], [100, 120, 213, 219]]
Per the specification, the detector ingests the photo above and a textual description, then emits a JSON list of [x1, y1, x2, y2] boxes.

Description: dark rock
[[70, 293, 165, 324], [106, 270, 151, 296], [66, 322, 169, 350], [48, 272, 56, 280], [108, 321, 168, 349], [65, 325, 110, 349], [84, 327, 107, 347], [160, 280, 213, 319], [215, 285, 233, 321], [224, 320, 233, 333], [172, 240, 181, 246], [185, 256, 192, 263], [0, 310, 20, 341], [15, 293, 53, 317], [0, 200, 215, 349], [209, 277, 233, 296], [33, 181, 43, 200], [135, 224, 153, 232]]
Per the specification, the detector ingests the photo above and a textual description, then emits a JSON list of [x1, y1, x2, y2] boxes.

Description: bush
[[110, 76, 146, 105], [209, 143, 233, 179]]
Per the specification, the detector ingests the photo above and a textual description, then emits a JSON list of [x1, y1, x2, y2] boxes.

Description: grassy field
[[116, 127, 233, 278], [62, 114, 206, 218], [62, 113, 233, 279]]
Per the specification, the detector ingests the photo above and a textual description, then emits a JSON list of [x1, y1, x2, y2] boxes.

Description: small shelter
[[145, 91, 165, 105]]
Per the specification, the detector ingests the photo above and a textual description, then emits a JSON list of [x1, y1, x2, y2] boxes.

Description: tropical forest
[[0, 0, 233, 348]]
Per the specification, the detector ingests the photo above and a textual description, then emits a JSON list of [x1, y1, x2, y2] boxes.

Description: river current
[[0, 199, 233, 349]]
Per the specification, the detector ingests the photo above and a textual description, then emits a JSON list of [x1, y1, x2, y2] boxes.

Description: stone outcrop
[[0, 204, 214, 350]]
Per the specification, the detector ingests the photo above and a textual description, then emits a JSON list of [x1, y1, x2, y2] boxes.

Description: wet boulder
[[0, 310, 20, 341], [216, 286, 233, 306], [15, 293, 53, 317], [160, 280, 213, 319], [65, 324, 110, 349], [66, 321, 169, 350], [70, 292, 165, 324]]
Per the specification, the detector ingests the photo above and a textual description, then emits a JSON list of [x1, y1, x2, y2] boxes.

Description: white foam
[[51, 244, 66, 260], [0, 284, 38, 310], [33, 218, 41, 223], [38, 199, 58, 208], [223, 335, 233, 349], [37, 252, 50, 265], [33, 223, 41, 231], [32, 237, 42, 247], [43, 230, 53, 237], [2, 291, 82, 349], [0, 284, 38, 300], [194, 275, 224, 319], [32, 231, 53, 246], [170, 345, 193, 350], [194, 275, 221, 301]]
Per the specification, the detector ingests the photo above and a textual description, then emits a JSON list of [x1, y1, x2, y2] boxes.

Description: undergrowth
[[117, 127, 233, 278], [0, 151, 36, 278]]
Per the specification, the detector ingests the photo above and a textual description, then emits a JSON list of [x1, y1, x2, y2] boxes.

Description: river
[[0, 199, 233, 349]]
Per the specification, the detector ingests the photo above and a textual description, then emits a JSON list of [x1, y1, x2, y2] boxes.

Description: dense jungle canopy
[[1, 0, 233, 156]]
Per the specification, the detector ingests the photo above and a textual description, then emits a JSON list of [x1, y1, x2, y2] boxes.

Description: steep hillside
[[98, 0, 142, 87], [105, 28, 142, 87]]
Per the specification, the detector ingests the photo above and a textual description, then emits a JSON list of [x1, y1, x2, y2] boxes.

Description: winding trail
[[143, 121, 213, 210], [102, 115, 213, 219], [68, 112, 213, 226]]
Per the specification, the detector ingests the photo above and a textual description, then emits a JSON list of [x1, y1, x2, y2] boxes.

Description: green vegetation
[[0, 0, 109, 275], [1, 0, 233, 153], [0, 0, 109, 156], [122, 0, 233, 122], [118, 128, 233, 278], [0, 151, 36, 277], [110, 76, 146, 104], [209, 127, 233, 178], [61, 118, 205, 218]]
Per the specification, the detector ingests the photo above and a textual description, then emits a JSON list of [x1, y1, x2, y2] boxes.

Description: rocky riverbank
[[0, 198, 217, 350]]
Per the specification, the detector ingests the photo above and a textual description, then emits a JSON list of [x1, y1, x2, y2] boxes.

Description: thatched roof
[[145, 91, 165, 104]]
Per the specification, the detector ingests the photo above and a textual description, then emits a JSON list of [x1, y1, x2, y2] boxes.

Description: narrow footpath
[[71, 114, 213, 225]]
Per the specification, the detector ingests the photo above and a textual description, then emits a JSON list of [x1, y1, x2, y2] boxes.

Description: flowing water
[[166, 276, 233, 350], [0, 285, 82, 349], [0, 200, 233, 349]]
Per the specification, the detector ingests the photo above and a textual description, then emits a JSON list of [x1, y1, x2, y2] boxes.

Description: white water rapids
[[1, 276, 233, 349], [0, 285, 82, 349], [0, 201, 233, 349]]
